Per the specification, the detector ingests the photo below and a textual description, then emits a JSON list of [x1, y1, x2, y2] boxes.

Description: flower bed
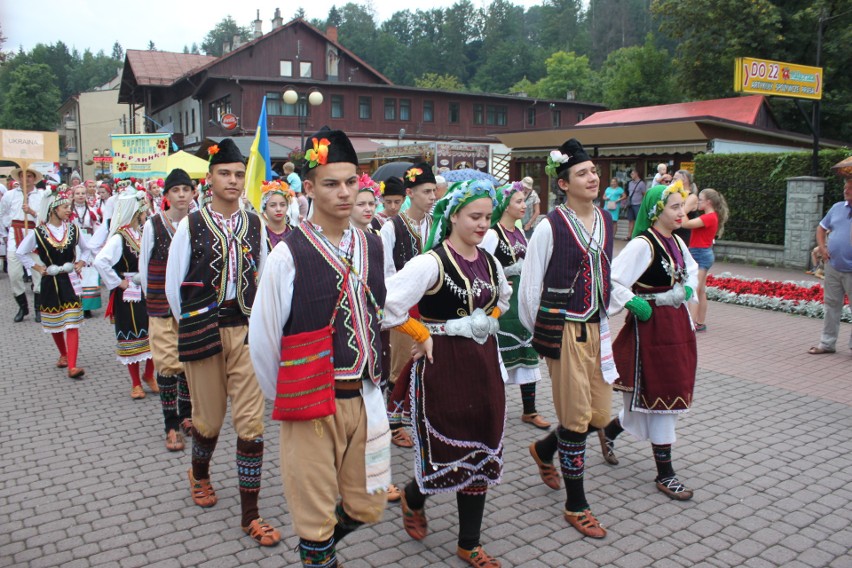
[[706, 272, 851, 323]]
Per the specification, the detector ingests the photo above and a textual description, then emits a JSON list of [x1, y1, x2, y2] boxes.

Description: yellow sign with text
[[110, 134, 170, 178], [734, 57, 822, 100]]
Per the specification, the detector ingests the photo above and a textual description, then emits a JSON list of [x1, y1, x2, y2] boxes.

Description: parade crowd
[[2, 128, 850, 568]]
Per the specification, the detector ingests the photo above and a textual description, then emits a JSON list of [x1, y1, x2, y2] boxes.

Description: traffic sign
[[734, 57, 822, 100]]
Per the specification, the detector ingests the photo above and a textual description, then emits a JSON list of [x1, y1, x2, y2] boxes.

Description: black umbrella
[[372, 161, 414, 182]]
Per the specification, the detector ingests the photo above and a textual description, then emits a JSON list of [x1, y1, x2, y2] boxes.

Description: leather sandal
[[130, 385, 146, 399], [165, 429, 184, 452], [144, 378, 160, 393], [56, 355, 68, 368], [528, 443, 561, 490], [521, 413, 551, 430], [400, 493, 427, 540], [386, 483, 401, 503], [181, 418, 193, 437], [656, 476, 694, 501], [808, 346, 835, 355], [242, 518, 281, 547], [563, 509, 607, 539], [68, 368, 85, 379], [391, 428, 414, 448], [597, 429, 618, 465], [188, 468, 217, 507], [457, 545, 502, 567]]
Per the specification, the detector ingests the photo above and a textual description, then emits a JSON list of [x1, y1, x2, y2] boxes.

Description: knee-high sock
[[191, 429, 218, 480], [332, 502, 365, 544], [176, 373, 192, 421], [156, 374, 179, 432], [520, 383, 537, 415], [143, 358, 154, 381], [65, 329, 79, 369], [652, 444, 675, 481], [404, 479, 427, 511], [299, 537, 337, 568], [236, 437, 264, 527], [557, 426, 589, 513], [534, 430, 559, 463], [51, 333, 67, 357], [604, 416, 624, 441], [128, 362, 142, 388], [457, 491, 487, 551]]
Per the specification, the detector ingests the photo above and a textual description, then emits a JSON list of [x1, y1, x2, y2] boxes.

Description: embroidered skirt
[[80, 266, 102, 310], [110, 288, 151, 365], [498, 274, 540, 383], [39, 273, 83, 333], [408, 334, 505, 494], [612, 301, 696, 413]]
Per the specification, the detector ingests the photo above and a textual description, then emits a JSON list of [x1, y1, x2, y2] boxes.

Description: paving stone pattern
[[1, 271, 851, 567]]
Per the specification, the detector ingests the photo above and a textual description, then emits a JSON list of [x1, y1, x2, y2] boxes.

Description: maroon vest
[[145, 214, 172, 317]]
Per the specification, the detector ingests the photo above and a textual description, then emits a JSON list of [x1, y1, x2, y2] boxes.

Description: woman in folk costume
[[93, 184, 157, 399], [384, 179, 511, 568], [601, 180, 699, 500], [15, 187, 90, 378], [481, 181, 551, 430], [351, 173, 383, 234], [70, 184, 102, 316], [259, 179, 294, 251]]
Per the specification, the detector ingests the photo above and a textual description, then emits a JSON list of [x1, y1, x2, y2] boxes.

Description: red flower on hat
[[207, 144, 220, 163], [306, 137, 330, 169], [405, 167, 423, 182]]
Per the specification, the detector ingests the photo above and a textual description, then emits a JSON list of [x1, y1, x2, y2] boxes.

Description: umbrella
[[372, 161, 413, 182], [441, 168, 500, 184], [166, 151, 211, 179]]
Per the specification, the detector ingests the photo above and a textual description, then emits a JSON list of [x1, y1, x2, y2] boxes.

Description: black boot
[[14, 294, 28, 322], [33, 293, 41, 323]]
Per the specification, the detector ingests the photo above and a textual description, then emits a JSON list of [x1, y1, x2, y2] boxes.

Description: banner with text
[[110, 134, 170, 178], [734, 57, 823, 101]]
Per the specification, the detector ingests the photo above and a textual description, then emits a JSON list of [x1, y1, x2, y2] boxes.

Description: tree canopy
[[200, 15, 250, 56], [0, 64, 61, 131]]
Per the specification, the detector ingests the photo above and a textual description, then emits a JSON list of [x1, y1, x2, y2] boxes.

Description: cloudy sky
[[4, 0, 544, 55]]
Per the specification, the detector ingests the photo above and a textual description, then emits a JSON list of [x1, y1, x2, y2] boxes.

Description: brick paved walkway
[[1, 263, 850, 567]]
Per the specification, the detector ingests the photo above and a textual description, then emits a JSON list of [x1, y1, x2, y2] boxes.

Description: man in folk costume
[[1, 165, 45, 322], [374, 176, 405, 226], [519, 139, 617, 539], [140, 168, 194, 452], [379, 164, 436, 448], [249, 127, 391, 568], [165, 139, 280, 547], [93, 183, 157, 398]]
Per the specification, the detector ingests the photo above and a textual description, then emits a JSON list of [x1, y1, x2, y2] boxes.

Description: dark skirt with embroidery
[[408, 334, 505, 494], [497, 274, 539, 371], [109, 288, 151, 365], [612, 300, 696, 413], [40, 273, 83, 333]]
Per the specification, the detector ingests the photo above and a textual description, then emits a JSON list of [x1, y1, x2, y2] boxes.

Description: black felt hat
[[208, 138, 245, 167], [403, 162, 436, 189], [555, 138, 592, 176], [164, 168, 192, 192], [301, 126, 358, 177], [382, 176, 406, 197]]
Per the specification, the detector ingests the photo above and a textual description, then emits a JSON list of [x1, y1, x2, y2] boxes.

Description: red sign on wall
[[221, 114, 238, 131]]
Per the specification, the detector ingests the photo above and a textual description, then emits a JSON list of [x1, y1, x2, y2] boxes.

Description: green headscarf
[[490, 181, 524, 228], [424, 179, 498, 250], [631, 179, 689, 238]]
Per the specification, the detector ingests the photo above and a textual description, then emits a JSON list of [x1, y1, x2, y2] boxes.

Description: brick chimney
[[326, 26, 338, 42], [253, 9, 263, 38], [272, 8, 283, 29]]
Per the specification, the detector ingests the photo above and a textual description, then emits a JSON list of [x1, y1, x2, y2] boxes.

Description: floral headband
[[260, 179, 295, 210], [545, 149, 571, 177], [424, 179, 498, 251], [305, 137, 330, 169], [648, 179, 688, 222], [357, 173, 381, 198]]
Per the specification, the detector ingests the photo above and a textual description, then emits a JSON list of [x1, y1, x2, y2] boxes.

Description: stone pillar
[[784, 176, 825, 269]]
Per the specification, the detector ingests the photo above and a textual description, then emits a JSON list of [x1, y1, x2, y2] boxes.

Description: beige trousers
[[148, 316, 183, 376], [279, 396, 387, 542], [546, 321, 612, 433], [388, 329, 414, 384], [183, 325, 265, 440]]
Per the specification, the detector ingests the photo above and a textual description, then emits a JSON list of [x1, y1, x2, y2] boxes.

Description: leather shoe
[[656, 477, 694, 501], [56, 355, 68, 368], [564, 509, 607, 539], [68, 368, 85, 379], [597, 429, 618, 465], [529, 442, 561, 490], [521, 413, 551, 430]]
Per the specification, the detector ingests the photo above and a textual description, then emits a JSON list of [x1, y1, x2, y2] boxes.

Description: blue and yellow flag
[[245, 97, 273, 211]]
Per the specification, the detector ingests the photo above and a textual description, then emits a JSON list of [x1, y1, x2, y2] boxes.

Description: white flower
[[549, 150, 570, 164]]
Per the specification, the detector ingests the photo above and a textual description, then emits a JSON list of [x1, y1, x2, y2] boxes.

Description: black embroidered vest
[[391, 213, 428, 271], [633, 229, 688, 292], [34, 223, 79, 267], [492, 224, 527, 268], [418, 242, 500, 322], [146, 214, 173, 317]]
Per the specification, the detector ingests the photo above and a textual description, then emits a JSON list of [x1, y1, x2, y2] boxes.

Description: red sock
[[52, 333, 67, 356], [66, 329, 79, 369], [128, 362, 142, 388], [143, 358, 154, 382]]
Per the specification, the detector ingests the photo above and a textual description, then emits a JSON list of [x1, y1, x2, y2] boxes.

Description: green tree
[[327, 6, 343, 27], [148, 41, 156, 51], [0, 64, 61, 130], [524, 51, 599, 101], [294, 7, 306, 19], [414, 72, 466, 91], [111, 41, 123, 61], [201, 16, 249, 56], [598, 35, 677, 108]]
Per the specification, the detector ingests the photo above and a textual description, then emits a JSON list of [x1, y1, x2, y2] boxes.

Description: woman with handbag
[[383, 179, 512, 568]]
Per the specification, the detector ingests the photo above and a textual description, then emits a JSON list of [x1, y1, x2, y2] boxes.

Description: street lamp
[[92, 148, 111, 178], [283, 87, 323, 150]]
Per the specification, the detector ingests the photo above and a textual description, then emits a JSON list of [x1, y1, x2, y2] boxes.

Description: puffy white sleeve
[[380, 220, 397, 279], [93, 234, 124, 290], [382, 254, 440, 329], [139, 219, 154, 294], [87, 222, 109, 255], [14, 230, 38, 270], [680, 236, 699, 303], [249, 244, 296, 400], [494, 256, 512, 315], [481, 229, 498, 255], [609, 237, 653, 315], [165, 218, 191, 321], [519, 218, 554, 333]]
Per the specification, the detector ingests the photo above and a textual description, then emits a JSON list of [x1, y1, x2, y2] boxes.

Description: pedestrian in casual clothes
[[625, 169, 647, 239]]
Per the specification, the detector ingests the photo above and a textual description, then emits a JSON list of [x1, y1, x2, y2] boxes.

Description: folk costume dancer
[[352, 173, 383, 235], [602, 180, 699, 500], [249, 128, 391, 567], [482, 182, 551, 430], [165, 139, 280, 547], [70, 184, 102, 317], [93, 185, 156, 399], [140, 169, 194, 452], [519, 139, 617, 539], [384, 179, 511, 568], [1, 165, 44, 322], [380, 163, 436, 449], [259, 179, 294, 251], [374, 176, 405, 226], [15, 187, 89, 378]]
